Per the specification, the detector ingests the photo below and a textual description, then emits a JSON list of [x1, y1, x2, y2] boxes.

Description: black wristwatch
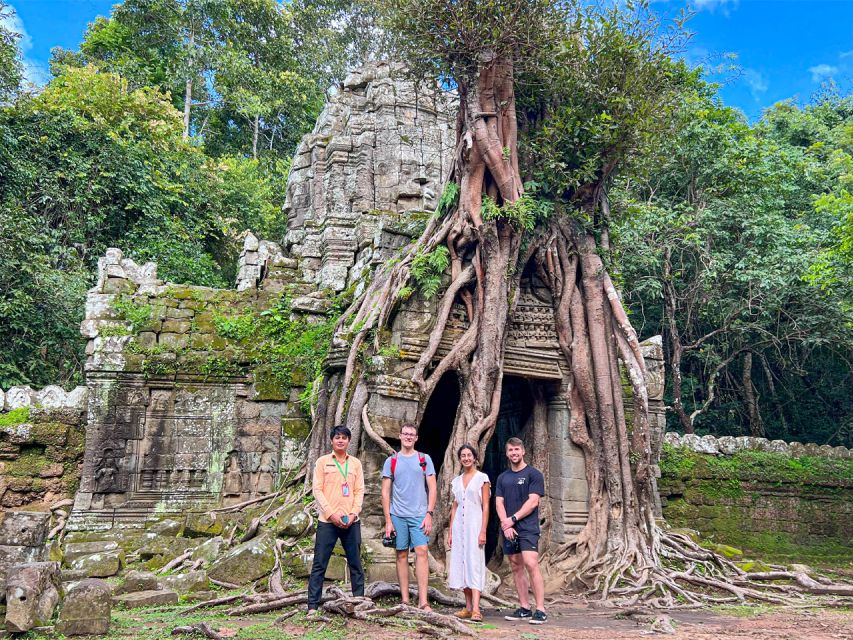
[[511, 515, 518, 524], [427, 510, 434, 516]]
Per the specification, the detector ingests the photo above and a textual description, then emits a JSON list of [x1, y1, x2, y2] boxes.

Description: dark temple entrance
[[483, 376, 534, 562], [418, 371, 459, 476]]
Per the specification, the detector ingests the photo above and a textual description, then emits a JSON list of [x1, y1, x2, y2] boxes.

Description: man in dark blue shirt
[[495, 437, 547, 625]]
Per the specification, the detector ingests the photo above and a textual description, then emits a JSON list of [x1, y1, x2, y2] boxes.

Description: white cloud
[[809, 64, 838, 83], [1, 3, 49, 86], [742, 68, 768, 101], [840, 51, 853, 59], [693, 0, 740, 16]]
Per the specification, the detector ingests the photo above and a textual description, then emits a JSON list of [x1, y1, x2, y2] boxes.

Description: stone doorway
[[417, 371, 460, 476]]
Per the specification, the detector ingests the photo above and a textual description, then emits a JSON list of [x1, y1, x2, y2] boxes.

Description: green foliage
[[112, 297, 153, 333], [615, 90, 853, 444], [213, 312, 258, 342], [435, 181, 459, 219], [254, 295, 342, 410], [518, 1, 694, 211], [0, 407, 30, 427], [410, 245, 449, 298], [0, 2, 22, 102], [481, 193, 553, 232], [200, 355, 242, 380], [0, 63, 288, 385]]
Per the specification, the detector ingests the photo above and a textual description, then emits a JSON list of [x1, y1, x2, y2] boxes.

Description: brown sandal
[[470, 611, 483, 623], [454, 608, 472, 619]]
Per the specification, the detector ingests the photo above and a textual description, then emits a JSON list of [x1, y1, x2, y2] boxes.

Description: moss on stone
[[0, 407, 30, 427]]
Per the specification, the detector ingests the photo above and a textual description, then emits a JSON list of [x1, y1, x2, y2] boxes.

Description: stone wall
[[659, 435, 853, 563], [0, 388, 87, 510], [69, 245, 312, 529]]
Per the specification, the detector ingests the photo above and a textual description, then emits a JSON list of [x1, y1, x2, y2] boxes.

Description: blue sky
[[3, 0, 852, 121]]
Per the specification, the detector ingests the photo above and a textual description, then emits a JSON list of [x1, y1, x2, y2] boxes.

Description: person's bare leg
[[508, 553, 530, 609], [463, 587, 473, 611], [396, 550, 410, 604], [414, 545, 430, 609], [471, 588, 481, 614], [522, 551, 545, 611]]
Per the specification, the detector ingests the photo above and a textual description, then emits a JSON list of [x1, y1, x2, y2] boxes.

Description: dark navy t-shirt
[[495, 465, 545, 536]]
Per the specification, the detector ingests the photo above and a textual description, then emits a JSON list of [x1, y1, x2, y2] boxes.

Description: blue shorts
[[391, 514, 429, 550]]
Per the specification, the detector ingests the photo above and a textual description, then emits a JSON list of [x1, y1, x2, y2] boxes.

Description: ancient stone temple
[[67, 62, 456, 529], [65, 62, 666, 557]]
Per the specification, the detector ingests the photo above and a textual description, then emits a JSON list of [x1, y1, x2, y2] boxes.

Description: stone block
[[191, 537, 224, 566], [159, 570, 209, 594], [114, 570, 159, 595], [183, 514, 223, 538], [272, 504, 312, 538], [0, 545, 44, 586], [68, 551, 124, 578], [5, 562, 62, 633], [146, 519, 183, 537], [113, 590, 178, 608], [5, 387, 34, 411], [63, 541, 120, 564], [0, 512, 50, 547], [208, 535, 275, 585], [57, 578, 111, 636], [158, 333, 188, 349]]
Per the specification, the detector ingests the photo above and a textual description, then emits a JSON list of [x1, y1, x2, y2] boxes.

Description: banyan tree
[[305, 0, 852, 604]]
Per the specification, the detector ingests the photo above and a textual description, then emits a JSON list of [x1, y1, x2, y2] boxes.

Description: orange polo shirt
[[312, 453, 364, 523]]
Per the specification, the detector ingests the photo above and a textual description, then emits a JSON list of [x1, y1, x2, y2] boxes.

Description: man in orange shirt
[[308, 425, 365, 614]]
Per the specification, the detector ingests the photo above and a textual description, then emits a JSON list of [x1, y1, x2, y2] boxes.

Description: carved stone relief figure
[[252, 450, 276, 496], [222, 452, 244, 496], [93, 449, 121, 493]]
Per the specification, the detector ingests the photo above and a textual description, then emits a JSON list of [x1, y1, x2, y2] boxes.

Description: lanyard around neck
[[332, 456, 348, 480]]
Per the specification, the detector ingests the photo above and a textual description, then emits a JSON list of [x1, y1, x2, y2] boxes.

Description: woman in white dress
[[447, 444, 490, 623]]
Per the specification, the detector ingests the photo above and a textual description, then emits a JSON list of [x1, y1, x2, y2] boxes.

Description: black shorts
[[502, 531, 539, 556]]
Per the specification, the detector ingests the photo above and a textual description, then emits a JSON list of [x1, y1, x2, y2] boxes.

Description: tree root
[[171, 623, 223, 640]]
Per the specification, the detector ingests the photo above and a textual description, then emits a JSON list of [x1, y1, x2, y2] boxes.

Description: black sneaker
[[529, 610, 547, 624], [504, 607, 532, 621]]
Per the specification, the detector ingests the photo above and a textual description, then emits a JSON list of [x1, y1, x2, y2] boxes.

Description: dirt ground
[[268, 604, 853, 640]]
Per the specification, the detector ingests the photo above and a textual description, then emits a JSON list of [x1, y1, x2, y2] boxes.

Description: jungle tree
[[307, 0, 852, 603]]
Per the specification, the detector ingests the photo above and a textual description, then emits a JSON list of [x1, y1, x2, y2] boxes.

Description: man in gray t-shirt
[[381, 423, 436, 610]]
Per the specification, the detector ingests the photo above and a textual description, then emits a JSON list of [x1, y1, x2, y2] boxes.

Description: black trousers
[[307, 520, 365, 608]]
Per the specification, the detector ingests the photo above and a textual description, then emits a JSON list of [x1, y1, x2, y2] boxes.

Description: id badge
[[341, 482, 350, 497]]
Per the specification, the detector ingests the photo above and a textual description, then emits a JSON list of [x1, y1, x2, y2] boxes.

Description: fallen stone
[[159, 570, 209, 594], [138, 535, 194, 561], [114, 570, 159, 595], [208, 535, 275, 585], [146, 519, 183, 537], [57, 578, 111, 636], [181, 590, 218, 603], [5, 562, 62, 633], [113, 589, 178, 608], [0, 512, 51, 547], [68, 551, 124, 578], [272, 504, 311, 538], [63, 541, 120, 564], [191, 537, 223, 566], [183, 513, 223, 538]]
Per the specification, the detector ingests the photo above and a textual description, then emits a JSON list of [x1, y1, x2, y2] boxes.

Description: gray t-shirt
[[381, 451, 436, 518]]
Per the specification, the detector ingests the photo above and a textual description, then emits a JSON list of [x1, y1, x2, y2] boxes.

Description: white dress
[[448, 471, 490, 591]]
